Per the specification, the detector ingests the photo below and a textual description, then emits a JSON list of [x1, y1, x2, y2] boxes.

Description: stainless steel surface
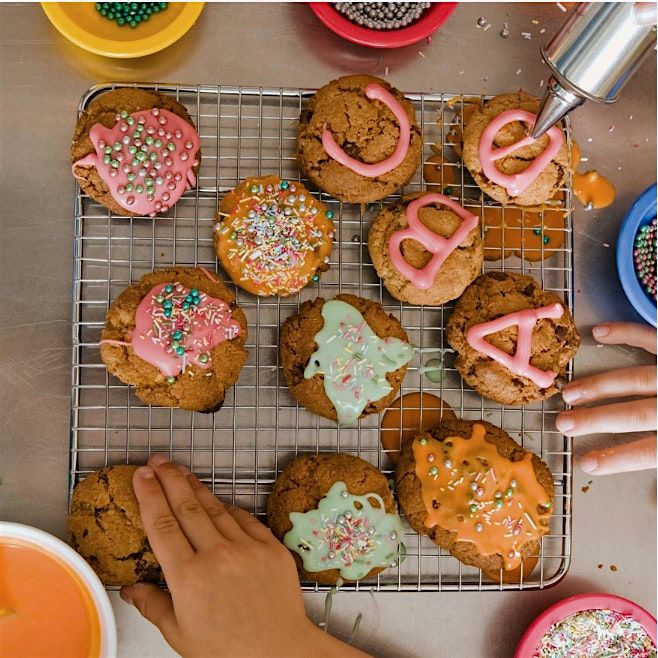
[[1, 3, 655, 657], [72, 82, 575, 593], [533, 2, 657, 137]]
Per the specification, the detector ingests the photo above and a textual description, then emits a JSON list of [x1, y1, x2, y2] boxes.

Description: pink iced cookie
[[73, 107, 200, 217]]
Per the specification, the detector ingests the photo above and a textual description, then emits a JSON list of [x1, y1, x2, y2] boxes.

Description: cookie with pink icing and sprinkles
[[214, 176, 335, 297], [100, 267, 248, 412], [71, 88, 201, 217]]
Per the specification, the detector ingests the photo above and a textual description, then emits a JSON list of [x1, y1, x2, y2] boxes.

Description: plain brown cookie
[[395, 418, 553, 573], [71, 88, 200, 216], [100, 267, 248, 412], [68, 465, 162, 586], [446, 272, 579, 405], [267, 453, 398, 585], [462, 93, 570, 206], [297, 74, 423, 203], [280, 294, 409, 421], [368, 192, 484, 305]]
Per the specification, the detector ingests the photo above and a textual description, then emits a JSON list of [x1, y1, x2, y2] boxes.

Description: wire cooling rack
[[71, 82, 574, 592]]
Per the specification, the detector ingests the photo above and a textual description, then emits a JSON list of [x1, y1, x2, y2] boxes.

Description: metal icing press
[[532, 2, 657, 138]]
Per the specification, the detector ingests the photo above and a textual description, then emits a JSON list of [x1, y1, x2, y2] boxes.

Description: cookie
[[297, 74, 422, 203], [68, 465, 162, 586], [446, 272, 579, 405], [462, 93, 570, 206], [267, 453, 404, 585], [280, 294, 413, 424], [71, 88, 201, 217], [368, 192, 484, 305], [214, 176, 335, 296], [100, 266, 248, 412], [395, 418, 554, 573]]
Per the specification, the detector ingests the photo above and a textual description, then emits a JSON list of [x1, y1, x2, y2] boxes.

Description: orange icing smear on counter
[[571, 141, 616, 209], [0, 541, 101, 658], [412, 423, 552, 571]]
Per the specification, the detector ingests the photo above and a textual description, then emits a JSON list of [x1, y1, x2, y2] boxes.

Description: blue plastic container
[[616, 183, 657, 327]]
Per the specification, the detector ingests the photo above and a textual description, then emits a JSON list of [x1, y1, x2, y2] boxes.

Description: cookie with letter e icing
[[297, 74, 422, 203], [280, 294, 413, 424], [446, 271, 579, 405], [100, 267, 248, 412], [267, 453, 405, 585], [71, 88, 201, 216]]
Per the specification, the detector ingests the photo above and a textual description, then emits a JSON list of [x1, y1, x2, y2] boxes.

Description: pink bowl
[[309, 2, 457, 49], [515, 593, 657, 658]]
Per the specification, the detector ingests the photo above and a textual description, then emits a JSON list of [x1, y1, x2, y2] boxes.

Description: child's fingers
[[132, 467, 194, 571], [555, 398, 657, 436], [147, 455, 223, 551], [593, 323, 657, 354], [225, 504, 278, 543], [178, 467, 248, 542], [562, 365, 656, 405], [120, 583, 182, 652], [580, 435, 657, 475]]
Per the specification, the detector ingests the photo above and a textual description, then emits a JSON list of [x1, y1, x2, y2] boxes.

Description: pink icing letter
[[388, 193, 479, 290], [322, 83, 411, 178], [478, 109, 564, 197], [466, 303, 565, 388]]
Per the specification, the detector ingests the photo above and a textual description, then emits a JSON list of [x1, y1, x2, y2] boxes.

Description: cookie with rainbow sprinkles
[[71, 88, 200, 217], [214, 176, 335, 297]]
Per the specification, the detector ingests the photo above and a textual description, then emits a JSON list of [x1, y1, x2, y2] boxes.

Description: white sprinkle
[[603, 242, 610, 248], [580, 157, 589, 162], [557, 2, 567, 12], [629, 115, 634, 120], [521, 31, 532, 37], [459, 70, 464, 75], [539, 79, 544, 87], [540, 28, 546, 34], [524, 512, 538, 530], [587, 137, 593, 142], [608, 125, 615, 132], [418, 51, 426, 58], [489, 468, 497, 483], [483, 23, 491, 31], [385, 66, 389, 77], [618, 166, 623, 170], [516, 69, 522, 75], [532, 19, 539, 24]]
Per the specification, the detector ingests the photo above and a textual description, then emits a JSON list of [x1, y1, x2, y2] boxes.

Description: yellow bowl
[[41, 2, 204, 58]]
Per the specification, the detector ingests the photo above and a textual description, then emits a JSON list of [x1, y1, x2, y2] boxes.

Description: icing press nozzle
[[532, 2, 657, 139]]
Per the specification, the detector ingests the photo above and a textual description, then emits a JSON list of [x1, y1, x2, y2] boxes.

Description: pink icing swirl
[[478, 109, 564, 197], [466, 303, 565, 388], [131, 282, 242, 378], [388, 193, 479, 290], [322, 83, 411, 178], [73, 108, 200, 217]]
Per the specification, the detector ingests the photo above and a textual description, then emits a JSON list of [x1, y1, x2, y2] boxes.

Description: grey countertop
[[1, 3, 656, 657]]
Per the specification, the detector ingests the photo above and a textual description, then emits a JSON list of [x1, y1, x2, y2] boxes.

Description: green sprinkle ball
[[95, 2, 168, 29]]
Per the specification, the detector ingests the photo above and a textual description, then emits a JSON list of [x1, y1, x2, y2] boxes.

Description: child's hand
[[556, 323, 656, 475], [120, 455, 369, 658]]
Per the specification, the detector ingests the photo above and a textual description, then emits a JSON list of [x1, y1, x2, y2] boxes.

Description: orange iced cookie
[[380, 392, 455, 463], [214, 176, 335, 297]]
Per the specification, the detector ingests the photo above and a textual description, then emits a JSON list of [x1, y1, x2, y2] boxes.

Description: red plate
[[515, 593, 657, 658], [309, 2, 457, 49]]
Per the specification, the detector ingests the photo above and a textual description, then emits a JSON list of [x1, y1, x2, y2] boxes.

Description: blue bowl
[[616, 183, 657, 327]]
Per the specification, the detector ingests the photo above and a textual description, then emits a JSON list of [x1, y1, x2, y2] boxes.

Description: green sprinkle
[[533, 228, 542, 236]]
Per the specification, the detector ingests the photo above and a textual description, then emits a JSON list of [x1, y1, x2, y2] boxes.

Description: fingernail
[[149, 453, 169, 466], [556, 414, 575, 433], [120, 588, 134, 604], [177, 463, 191, 475], [135, 466, 154, 479], [592, 324, 610, 339], [562, 387, 582, 404], [580, 454, 598, 473]]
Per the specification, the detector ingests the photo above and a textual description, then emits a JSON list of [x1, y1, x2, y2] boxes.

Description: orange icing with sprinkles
[[412, 423, 552, 570]]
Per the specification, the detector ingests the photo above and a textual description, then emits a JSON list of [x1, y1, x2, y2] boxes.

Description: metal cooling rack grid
[[71, 83, 574, 592]]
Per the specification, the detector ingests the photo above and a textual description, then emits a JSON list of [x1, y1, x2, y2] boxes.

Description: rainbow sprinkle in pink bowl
[[515, 593, 657, 658]]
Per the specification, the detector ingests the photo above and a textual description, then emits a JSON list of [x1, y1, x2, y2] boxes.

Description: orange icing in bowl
[[0, 540, 101, 658]]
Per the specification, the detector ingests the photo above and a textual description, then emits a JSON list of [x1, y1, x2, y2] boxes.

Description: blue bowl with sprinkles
[[616, 183, 657, 327]]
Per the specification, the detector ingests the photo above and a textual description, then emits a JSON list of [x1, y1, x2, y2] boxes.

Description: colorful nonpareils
[[634, 218, 657, 301], [283, 481, 405, 581], [532, 609, 656, 658], [95, 2, 168, 28], [73, 107, 200, 217], [128, 281, 242, 378], [333, 2, 431, 30]]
